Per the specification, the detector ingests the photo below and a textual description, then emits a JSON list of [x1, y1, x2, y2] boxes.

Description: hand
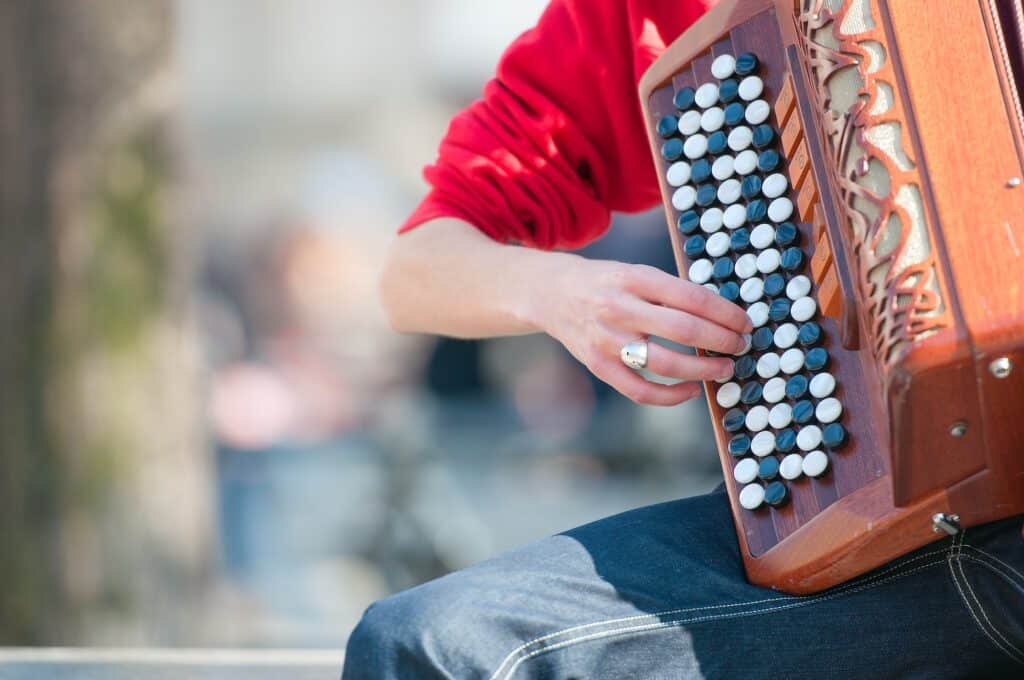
[[536, 258, 752, 406]]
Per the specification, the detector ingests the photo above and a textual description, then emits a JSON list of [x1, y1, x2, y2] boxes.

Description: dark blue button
[[657, 115, 678, 138], [677, 210, 700, 235], [776, 428, 797, 453], [662, 138, 685, 161], [781, 247, 805, 272], [697, 184, 718, 207], [684, 235, 706, 258], [805, 347, 830, 371], [798, 321, 822, 346], [730, 228, 751, 252], [712, 257, 734, 281], [718, 78, 739, 103], [747, 199, 767, 222], [764, 480, 789, 507], [735, 52, 760, 76], [786, 374, 809, 400], [752, 124, 775, 149], [706, 130, 728, 155], [752, 327, 774, 351], [690, 159, 712, 184], [740, 381, 763, 405], [823, 423, 848, 450], [734, 355, 757, 380], [759, 457, 780, 481], [741, 175, 762, 200], [769, 297, 791, 322], [724, 101, 745, 126], [723, 408, 746, 432], [763, 273, 786, 298], [775, 222, 800, 248], [758, 149, 781, 172], [728, 434, 751, 457], [719, 281, 740, 302], [674, 87, 696, 110], [792, 400, 815, 424]]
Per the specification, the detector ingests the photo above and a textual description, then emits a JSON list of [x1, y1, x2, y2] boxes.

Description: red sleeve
[[400, 0, 713, 250]]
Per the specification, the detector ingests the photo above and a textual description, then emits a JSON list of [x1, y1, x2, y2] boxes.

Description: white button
[[723, 204, 748, 229], [740, 277, 764, 303], [780, 348, 805, 374], [763, 377, 787, 404], [756, 248, 781, 274], [773, 323, 799, 350], [751, 431, 776, 457], [738, 75, 764, 101], [791, 296, 817, 322], [706, 231, 730, 257], [768, 197, 794, 222], [712, 155, 735, 181], [734, 149, 758, 175], [756, 353, 780, 379], [728, 126, 753, 151], [678, 110, 702, 135], [711, 53, 736, 79], [816, 397, 843, 424], [672, 186, 697, 211], [750, 223, 775, 249], [744, 99, 771, 125], [689, 259, 713, 284], [701, 107, 725, 132], [700, 208, 724, 233], [762, 173, 788, 199], [703, 282, 719, 293], [666, 161, 692, 187], [747, 301, 769, 327], [802, 450, 829, 477], [717, 179, 742, 205], [797, 425, 823, 451], [809, 372, 836, 398], [734, 333, 752, 356], [684, 134, 708, 159], [734, 457, 759, 484], [716, 382, 741, 408], [695, 82, 720, 108], [780, 453, 804, 480], [769, 402, 793, 428], [739, 483, 765, 510], [786, 275, 812, 300], [735, 254, 759, 280], [745, 405, 770, 432]]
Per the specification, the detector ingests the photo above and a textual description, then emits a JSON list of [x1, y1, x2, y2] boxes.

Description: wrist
[[510, 249, 582, 336]]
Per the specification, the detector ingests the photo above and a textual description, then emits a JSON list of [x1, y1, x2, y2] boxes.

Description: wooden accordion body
[[640, 0, 1024, 593]]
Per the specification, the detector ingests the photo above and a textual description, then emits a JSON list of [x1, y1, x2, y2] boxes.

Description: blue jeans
[[342, 488, 1024, 678]]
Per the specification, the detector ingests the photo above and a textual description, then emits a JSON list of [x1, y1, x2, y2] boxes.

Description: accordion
[[640, 0, 1024, 593]]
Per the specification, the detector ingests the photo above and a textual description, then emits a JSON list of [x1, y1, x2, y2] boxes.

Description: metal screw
[[932, 512, 961, 535], [1009, 177, 1022, 187], [949, 421, 968, 437], [989, 356, 1013, 379]]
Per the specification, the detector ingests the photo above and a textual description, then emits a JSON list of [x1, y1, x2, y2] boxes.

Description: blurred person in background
[[342, 1, 1024, 678]]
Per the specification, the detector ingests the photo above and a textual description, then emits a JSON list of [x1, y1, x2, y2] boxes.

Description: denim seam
[[965, 545, 1024, 586], [962, 554, 1024, 596], [956, 555, 1024, 665], [488, 546, 950, 680], [496, 557, 948, 680]]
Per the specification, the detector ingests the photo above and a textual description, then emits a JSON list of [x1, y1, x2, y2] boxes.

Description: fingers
[[619, 297, 748, 355], [644, 342, 734, 382], [623, 265, 752, 334], [591, 355, 704, 406]]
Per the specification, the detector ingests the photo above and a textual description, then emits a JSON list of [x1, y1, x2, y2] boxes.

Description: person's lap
[[342, 488, 1024, 679]]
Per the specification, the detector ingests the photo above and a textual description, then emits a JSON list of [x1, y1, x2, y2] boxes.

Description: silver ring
[[620, 338, 649, 370]]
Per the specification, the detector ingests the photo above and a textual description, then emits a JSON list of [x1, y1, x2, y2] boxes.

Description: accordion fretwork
[[640, 0, 1024, 593]]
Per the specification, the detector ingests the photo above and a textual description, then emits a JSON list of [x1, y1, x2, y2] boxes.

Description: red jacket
[[400, 0, 714, 249]]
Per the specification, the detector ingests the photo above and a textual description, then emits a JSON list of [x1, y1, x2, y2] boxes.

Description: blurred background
[[0, 0, 720, 652]]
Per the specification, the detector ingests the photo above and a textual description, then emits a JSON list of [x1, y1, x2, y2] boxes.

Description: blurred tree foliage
[[0, 2, 213, 643]]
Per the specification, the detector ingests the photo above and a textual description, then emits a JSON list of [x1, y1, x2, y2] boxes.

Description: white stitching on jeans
[[488, 546, 951, 680], [962, 554, 1024, 597], [955, 543, 1024, 662], [499, 559, 948, 679], [966, 545, 1024, 586]]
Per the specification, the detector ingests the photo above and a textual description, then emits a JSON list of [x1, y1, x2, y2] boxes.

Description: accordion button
[[725, 101, 746, 126], [775, 222, 800, 248], [747, 301, 769, 328], [662, 138, 685, 161], [757, 149, 781, 173], [738, 75, 764, 101], [718, 78, 739, 104], [723, 408, 746, 432], [764, 481, 789, 507], [706, 131, 728, 155], [735, 52, 760, 77], [740, 277, 765, 304], [798, 321, 822, 346], [745, 405, 770, 432], [706, 231, 730, 257], [734, 149, 759, 175], [657, 115, 679, 138], [797, 425, 823, 451], [723, 204, 748, 229], [768, 297, 791, 322], [763, 173, 789, 199], [729, 434, 752, 457], [791, 296, 817, 322], [764, 273, 787, 298], [735, 253, 759, 279], [756, 352, 780, 379], [734, 355, 757, 380], [677, 210, 700, 235], [712, 155, 735, 181], [730, 227, 751, 253], [674, 86, 697, 111], [704, 283, 720, 294], [695, 82, 720, 109], [712, 257, 734, 281], [756, 248, 780, 275], [718, 179, 742, 205], [780, 453, 804, 480], [816, 397, 843, 424], [684, 235, 706, 259], [716, 381, 742, 408], [751, 430, 776, 457], [672, 185, 697, 211], [701, 106, 725, 132], [688, 258, 713, 284], [781, 246, 805, 272], [750, 223, 775, 250], [734, 457, 759, 484], [678, 109, 703, 135], [666, 161, 691, 187], [745, 99, 771, 125], [712, 53, 737, 79], [752, 326, 774, 352], [700, 207, 724, 233], [758, 456, 780, 480], [719, 281, 741, 303], [752, 124, 775, 149], [684, 134, 709, 160], [823, 423, 848, 450], [786, 275, 812, 300], [728, 126, 753, 152], [786, 375, 809, 400], [802, 450, 830, 478], [792, 399, 815, 424], [768, 197, 794, 223], [696, 183, 718, 207], [740, 381, 763, 405], [690, 158, 712, 183], [774, 323, 799, 350], [741, 175, 763, 200], [805, 347, 829, 371], [776, 428, 798, 453], [809, 372, 836, 398], [739, 483, 765, 510], [769, 402, 792, 428], [764, 378, 787, 404], [780, 347, 805, 374]]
